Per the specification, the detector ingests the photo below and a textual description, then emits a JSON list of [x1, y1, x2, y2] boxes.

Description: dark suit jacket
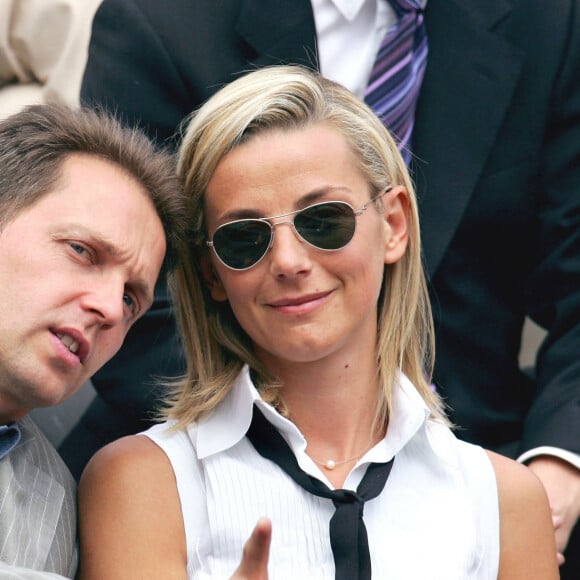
[[65, 0, 580, 471]]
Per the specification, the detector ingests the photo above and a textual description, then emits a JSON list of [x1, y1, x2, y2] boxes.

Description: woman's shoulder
[[485, 450, 559, 579], [80, 433, 175, 493], [485, 449, 553, 514], [78, 437, 189, 578]]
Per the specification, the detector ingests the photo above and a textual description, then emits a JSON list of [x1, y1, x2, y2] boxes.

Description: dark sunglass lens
[[295, 202, 356, 250], [212, 220, 271, 269]]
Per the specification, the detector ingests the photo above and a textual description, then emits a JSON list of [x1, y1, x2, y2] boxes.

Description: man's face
[[0, 154, 166, 423]]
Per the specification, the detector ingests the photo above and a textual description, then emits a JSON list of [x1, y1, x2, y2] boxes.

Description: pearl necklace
[[309, 444, 374, 470]]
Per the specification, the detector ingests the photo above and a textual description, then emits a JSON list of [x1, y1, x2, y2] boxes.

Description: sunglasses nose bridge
[[269, 217, 306, 247]]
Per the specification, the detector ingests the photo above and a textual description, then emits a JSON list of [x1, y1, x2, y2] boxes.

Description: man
[[70, 0, 580, 574], [0, 103, 186, 578]]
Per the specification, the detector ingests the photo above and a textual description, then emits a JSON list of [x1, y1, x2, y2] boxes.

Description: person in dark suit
[[65, 0, 580, 573]]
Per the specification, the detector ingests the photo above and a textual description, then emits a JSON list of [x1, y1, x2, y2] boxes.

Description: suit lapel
[[236, 0, 318, 68], [414, 0, 525, 276], [234, 0, 525, 279]]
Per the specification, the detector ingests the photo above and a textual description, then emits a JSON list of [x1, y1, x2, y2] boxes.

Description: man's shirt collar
[[0, 422, 21, 460]]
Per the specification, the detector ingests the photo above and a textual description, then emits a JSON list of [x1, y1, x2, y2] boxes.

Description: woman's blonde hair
[[164, 65, 445, 428]]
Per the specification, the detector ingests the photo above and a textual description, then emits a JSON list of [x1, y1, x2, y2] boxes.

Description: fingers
[[231, 518, 272, 580], [551, 516, 566, 565], [527, 456, 580, 564]]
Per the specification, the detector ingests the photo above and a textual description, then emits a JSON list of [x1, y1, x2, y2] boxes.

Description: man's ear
[[200, 256, 229, 302], [382, 186, 410, 265]]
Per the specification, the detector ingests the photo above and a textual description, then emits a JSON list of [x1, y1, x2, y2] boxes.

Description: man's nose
[[81, 276, 126, 327]]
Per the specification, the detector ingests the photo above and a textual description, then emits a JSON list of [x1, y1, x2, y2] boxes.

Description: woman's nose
[[267, 221, 313, 277]]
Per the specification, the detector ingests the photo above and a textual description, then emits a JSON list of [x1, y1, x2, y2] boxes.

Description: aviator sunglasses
[[206, 187, 392, 270]]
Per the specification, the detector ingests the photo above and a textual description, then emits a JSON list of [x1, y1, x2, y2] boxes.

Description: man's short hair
[[0, 103, 188, 270]]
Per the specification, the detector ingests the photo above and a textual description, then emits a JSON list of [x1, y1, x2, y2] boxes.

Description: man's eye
[[123, 293, 138, 316], [70, 242, 88, 255], [68, 242, 96, 263]]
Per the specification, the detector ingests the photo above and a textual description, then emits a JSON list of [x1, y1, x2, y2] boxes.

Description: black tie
[[246, 406, 394, 580]]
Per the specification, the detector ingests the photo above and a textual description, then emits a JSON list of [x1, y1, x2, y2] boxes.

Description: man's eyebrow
[[53, 227, 122, 258], [92, 238, 155, 308], [54, 228, 156, 308], [90, 237, 156, 308]]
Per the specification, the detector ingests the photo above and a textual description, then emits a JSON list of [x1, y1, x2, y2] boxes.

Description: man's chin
[[32, 380, 84, 409]]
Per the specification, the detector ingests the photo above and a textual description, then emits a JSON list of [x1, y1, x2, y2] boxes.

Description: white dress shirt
[[311, 0, 427, 98], [143, 366, 499, 579]]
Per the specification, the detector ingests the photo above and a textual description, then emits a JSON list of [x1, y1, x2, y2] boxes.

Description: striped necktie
[[364, 0, 428, 164]]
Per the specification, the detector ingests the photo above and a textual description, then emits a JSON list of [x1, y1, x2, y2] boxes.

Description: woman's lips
[[268, 291, 332, 314]]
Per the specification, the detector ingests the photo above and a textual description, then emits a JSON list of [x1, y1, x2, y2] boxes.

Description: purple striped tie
[[364, 0, 428, 164]]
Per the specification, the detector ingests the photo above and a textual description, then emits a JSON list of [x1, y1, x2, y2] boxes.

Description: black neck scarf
[[246, 406, 394, 580]]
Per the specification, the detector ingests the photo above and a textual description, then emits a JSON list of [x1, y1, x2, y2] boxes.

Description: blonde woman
[[78, 66, 558, 580]]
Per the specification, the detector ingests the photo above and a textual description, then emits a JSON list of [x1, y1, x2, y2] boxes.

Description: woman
[[78, 66, 558, 579]]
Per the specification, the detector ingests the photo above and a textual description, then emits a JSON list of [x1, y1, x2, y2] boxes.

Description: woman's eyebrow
[[217, 186, 354, 221]]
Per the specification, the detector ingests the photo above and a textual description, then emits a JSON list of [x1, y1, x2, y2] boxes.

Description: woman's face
[[202, 123, 408, 370]]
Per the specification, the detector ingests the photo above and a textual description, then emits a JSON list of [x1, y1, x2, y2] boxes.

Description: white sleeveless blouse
[[143, 367, 499, 579]]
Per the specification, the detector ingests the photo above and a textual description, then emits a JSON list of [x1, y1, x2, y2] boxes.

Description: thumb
[[231, 518, 272, 580]]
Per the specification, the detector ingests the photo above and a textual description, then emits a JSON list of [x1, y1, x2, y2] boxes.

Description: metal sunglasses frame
[[206, 187, 392, 271]]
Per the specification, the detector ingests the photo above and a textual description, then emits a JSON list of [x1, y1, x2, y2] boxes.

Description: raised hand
[[230, 518, 272, 580], [528, 456, 580, 565]]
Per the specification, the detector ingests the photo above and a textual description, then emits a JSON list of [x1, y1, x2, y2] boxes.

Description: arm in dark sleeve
[[522, 0, 580, 457]]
